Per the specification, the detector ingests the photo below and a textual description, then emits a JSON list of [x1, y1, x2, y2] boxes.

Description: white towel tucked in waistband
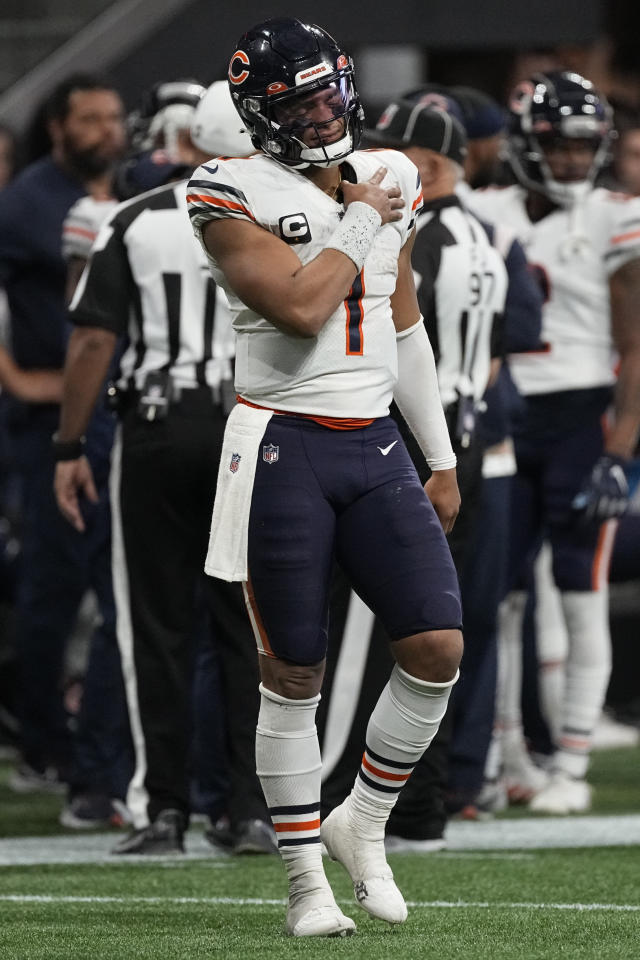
[[205, 402, 273, 581]]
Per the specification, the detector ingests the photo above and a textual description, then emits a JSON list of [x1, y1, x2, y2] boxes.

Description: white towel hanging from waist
[[205, 402, 273, 581]]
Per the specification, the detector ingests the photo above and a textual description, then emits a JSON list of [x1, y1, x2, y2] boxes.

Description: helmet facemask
[[238, 67, 363, 169], [507, 74, 613, 208], [510, 124, 611, 208]]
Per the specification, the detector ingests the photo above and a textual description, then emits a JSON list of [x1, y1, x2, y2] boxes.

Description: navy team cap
[[365, 99, 467, 165]]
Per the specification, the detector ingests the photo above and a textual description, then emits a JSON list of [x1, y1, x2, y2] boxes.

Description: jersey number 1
[[344, 271, 365, 356]]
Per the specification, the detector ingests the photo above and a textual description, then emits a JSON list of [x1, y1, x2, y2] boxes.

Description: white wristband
[[325, 201, 382, 271]]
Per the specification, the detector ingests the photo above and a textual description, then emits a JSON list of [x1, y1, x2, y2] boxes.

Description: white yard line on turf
[[0, 894, 638, 912]]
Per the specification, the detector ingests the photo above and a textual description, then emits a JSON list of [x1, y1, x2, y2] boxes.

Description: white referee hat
[[190, 81, 254, 158]]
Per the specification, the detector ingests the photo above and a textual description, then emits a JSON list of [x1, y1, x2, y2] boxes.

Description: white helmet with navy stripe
[[190, 81, 254, 158]]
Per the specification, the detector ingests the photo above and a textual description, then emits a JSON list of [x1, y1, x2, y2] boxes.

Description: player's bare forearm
[[0, 346, 63, 403], [608, 259, 640, 458], [425, 468, 460, 534], [58, 326, 117, 442], [607, 346, 640, 457]]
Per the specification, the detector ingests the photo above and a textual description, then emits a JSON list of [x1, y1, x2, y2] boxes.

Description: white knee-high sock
[[534, 543, 568, 742], [555, 590, 612, 779], [348, 664, 458, 839], [255, 684, 329, 897], [495, 591, 528, 744]]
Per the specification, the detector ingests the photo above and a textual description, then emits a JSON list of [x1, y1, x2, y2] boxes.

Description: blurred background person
[[0, 124, 17, 191], [470, 71, 640, 814], [54, 81, 276, 856], [363, 99, 507, 846], [0, 73, 127, 799], [611, 113, 640, 195]]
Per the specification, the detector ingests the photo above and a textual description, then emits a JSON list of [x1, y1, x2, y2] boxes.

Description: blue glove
[[571, 454, 629, 523]]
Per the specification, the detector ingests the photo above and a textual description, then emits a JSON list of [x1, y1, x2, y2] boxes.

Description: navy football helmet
[[227, 17, 363, 169], [507, 71, 613, 206]]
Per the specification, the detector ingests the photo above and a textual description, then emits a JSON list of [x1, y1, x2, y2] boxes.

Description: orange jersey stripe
[[610, 228, 640, 245], [361, 755, 411, 782], [64, 225, 96, 240], [237, 396, 374, 431], [186, 193, 256, 221], [411, 191, 424, 211], [273, 819, 321, 832]]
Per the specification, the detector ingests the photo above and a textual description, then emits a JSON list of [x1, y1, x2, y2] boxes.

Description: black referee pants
[[111, 390, 266, 828]]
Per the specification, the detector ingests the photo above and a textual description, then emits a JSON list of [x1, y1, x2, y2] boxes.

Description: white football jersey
[[467, 185, 640, 395], [187, 149, 423, 418], [62, 195, 118, 261], [71, 181, 235, 392]]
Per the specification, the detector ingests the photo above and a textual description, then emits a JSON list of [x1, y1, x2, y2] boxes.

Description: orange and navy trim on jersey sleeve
[[358, 745, 414, 795], [186, 177, 256, 223], [610, 227, 640, 245], [604, 217, 640, 261], [237, 395, 374, 430], [63, 225, 97, 242], [409, 170, 423, 230], [269, 803, 321, 847]]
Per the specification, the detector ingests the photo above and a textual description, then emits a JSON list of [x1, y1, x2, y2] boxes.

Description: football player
[[188, 17, 463, 938], [470, 71, 640, 813]]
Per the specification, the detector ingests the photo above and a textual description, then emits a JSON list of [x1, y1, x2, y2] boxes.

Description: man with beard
[[0, 74, 127, 794]]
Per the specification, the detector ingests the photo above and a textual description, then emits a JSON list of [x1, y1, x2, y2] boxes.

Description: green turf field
[[1, 751, 639, 959]]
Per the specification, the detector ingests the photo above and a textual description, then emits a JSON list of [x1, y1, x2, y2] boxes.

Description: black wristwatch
[[52, 432, 86, 462]]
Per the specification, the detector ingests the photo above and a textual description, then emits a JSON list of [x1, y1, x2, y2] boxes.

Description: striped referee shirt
[[413, 195, 508, 410], [70, 180, 234, 391]]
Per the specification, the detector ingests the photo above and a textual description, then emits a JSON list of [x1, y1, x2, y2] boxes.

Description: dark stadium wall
[[107, 0, 602, 110]]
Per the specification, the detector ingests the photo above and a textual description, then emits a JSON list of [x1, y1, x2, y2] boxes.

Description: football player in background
[[470, 72, 640, 813], [188, 16, 463, 938]]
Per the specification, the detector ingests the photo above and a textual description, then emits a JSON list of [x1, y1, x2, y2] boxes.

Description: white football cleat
[[286, 890, 356, 937], [592, 712, 639, 750], [321, 800, 408, 924], [529, 771, 592, 814], [502, 737, 550, 803]]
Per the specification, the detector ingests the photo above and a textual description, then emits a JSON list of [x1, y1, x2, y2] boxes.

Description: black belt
[[173, 384, 222, 409], [110, 382, 223, 418]]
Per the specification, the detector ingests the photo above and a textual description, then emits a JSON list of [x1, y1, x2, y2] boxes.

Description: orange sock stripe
[[273, 818, 321, 832], [559, 736, 590, 750], [361, 755, 411, 782]]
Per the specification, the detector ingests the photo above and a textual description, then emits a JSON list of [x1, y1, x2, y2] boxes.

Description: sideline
[[1, 814, 639, 865]]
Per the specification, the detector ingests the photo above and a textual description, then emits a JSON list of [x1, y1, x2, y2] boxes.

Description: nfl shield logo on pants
[[263, 443, 279, 465], [229, 452, 241, 473]]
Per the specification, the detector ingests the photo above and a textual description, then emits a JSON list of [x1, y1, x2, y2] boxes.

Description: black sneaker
[[59, 793, 125, 830], [204, 815, 235, 852], [8, 762, 66, 795], [111, 808, 185, 855], [232, 818, 278, 855]]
